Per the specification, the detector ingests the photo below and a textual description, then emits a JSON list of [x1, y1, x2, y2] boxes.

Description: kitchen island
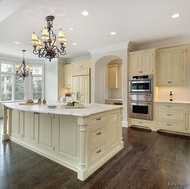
[[2, 102, 123, 181]]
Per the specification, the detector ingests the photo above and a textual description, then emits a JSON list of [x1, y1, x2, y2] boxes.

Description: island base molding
[[2, 104, 124, 181]]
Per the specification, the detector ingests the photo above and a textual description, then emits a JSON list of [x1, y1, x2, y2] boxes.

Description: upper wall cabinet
[[157, 46, 187, 86], [71, 59, 91, 76], [108, 64, 119, 88], [128, 49, 156, 75], [63, 64, 72, 88]]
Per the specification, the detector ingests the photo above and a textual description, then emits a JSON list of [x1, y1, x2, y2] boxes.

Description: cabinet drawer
[[72, 68, 90, 76], [90, 114, 107, 127], [157, 121, 183, 131], [156, 103, 184, 112], [90, 126, 106, 144], [130, 119, 153, 128], [156, 111, 183, 121], [185, 105, 190, 111], [89, 142, 106, 164]]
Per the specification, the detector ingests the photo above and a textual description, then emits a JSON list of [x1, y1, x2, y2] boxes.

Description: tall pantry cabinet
[[71, 59, 91, 103]]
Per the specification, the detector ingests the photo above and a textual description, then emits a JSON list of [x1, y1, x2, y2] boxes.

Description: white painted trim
[[135, 37, 190, 50], [122, 120, 128, 127], [89, 42, 129, 55]]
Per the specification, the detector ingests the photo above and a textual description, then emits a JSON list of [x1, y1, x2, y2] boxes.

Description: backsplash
[[156, 87, 190, 101]]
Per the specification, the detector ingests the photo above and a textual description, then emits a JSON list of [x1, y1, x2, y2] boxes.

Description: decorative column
[[77, 116, 88, 180], [2, 105, 9, 140]]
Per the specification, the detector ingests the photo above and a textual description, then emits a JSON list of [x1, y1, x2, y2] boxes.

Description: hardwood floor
[[1, 120, 190, 189]]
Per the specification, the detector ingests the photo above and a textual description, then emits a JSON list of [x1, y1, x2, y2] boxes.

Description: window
[[32, 66, 43, 100], [1, 63, 14, 101], [0, 62, 44, 102], [15, 77, 25, 100]]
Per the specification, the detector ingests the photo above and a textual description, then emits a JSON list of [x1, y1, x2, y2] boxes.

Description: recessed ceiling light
[[70, 27, 74, 31], [14, 41, 20, 44], [72, 43, 77, 46], [110, 32, 116, 35], [81, 11, 89, 16], [172, 13, 180, 18]]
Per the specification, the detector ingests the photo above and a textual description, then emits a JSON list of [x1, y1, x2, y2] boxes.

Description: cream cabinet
[[72, 75, 90, 103], [129, 118, 153, 130], [108, 64, 119, 88], [157, 46, 186, 86], [71, 59, 91, 76], [154, 102, 184, 132], [5, 105, 123, 181], [128, 49, 156, 75], [185, 105, 190, 133], [88, 113, 108, 165], [63, 64, 72, 88]]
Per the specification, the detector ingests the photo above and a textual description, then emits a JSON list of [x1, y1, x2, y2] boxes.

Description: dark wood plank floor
[[1, 120, 190, 189]]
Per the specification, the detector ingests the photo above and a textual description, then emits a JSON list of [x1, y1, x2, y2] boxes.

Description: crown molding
[[0, 52, 45, 64], [89, 42, 129, 55], [135, 37, 190, 50]]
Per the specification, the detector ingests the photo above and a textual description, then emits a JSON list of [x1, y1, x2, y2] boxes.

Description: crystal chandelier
[[15, 50, 33, 80], [31, 15, 67, 62]]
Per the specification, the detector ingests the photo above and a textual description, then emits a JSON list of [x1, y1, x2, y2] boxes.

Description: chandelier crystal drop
[[15, 50, 33, 80], [31, 15, 67, 62]]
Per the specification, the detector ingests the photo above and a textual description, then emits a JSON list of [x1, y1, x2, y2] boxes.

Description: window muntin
[[1, 63, 14, 73], [15, 77, 25, 101], [32, 76, 42, 100], [1, 74, 13, 101], [0, 62, 44, 102]]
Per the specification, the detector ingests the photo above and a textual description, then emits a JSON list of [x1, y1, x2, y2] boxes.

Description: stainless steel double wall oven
[[129, 75, 153, 120]]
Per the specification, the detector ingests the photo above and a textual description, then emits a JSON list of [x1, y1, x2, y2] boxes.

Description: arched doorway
[[94, 55, 122, 104]]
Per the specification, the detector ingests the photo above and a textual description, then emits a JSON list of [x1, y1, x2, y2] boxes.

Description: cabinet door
[[109, 111, 120, 150], [170, 50, 184, 85], [22, 111, 36, 143], [57, 116, 78, 158], [108, 66, 118, 88], [157, 48, 185, 86], [37, 113, 55, 151], [72, 75, 90, 103], [11, 109, 21, 138], [141, 53, 153, 74], [185, 112, 190, 133], [129, 54, 140, 75], [157, 52, 170, 85], [63, 64, 72, 88]]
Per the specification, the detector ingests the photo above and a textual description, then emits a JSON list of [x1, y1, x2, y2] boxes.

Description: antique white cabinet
[[71, 59, 91, 76], [154, 102, 184, 132], [3, 104, 123, 181], [108, 64, 119, 88], [128, 49, 156, 75], [71, 59, 91, 103], [157, 46, 186, 86], [72, 75, 90, 103], [63, 64, 72, 88]]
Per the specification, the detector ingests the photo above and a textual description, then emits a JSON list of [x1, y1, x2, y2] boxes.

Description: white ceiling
[[0, 0, 190, 61]]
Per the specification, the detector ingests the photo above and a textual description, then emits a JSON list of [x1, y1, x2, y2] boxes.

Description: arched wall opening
[[94, 55, 122, 104]]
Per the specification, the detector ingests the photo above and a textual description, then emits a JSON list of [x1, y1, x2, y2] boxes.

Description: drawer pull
[[139, 122, 143, 124], [96, 118, 101, 121], [167, 124, 172, 126], [96, 132, 101, 135], [166, 106, 171, 108], [167, 114, 171, 116], [96, 149, 101, 153]]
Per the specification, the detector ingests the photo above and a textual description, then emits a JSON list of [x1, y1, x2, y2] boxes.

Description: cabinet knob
[[96, 132, 101, 135], [96, 118, 101, 121], [96, 149, 101, 154]]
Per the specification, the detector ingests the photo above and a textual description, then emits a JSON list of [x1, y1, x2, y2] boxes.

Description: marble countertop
[[154, 100, 190, 104], [105, 99, 123, 101], [2, 102, 122, 117]]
